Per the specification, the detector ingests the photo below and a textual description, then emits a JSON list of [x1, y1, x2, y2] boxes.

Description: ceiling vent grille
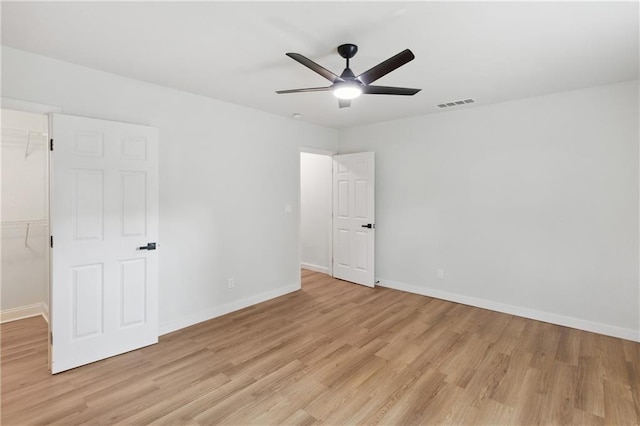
[[436, 98, 475, 109]]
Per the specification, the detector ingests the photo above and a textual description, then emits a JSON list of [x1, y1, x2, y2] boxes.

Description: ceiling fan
[[276, 44, 421, 108]]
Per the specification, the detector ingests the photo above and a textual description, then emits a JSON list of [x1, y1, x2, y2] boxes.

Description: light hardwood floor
[[2, 270, 639, 425]]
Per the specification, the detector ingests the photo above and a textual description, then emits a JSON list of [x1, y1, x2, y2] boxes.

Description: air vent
[[436, 98, 475, 109]]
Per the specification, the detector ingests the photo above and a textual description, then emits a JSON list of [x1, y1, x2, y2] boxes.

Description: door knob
[[138, 242, 157, 250], [361, 224, 375, 229]]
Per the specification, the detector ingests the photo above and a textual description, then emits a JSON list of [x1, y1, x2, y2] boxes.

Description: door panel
[[121, 171, 147, 236], [355, 231, 368, 270], [72, 169, 104, 240], [51, 114, 158, 373], [355, 180, 368, 218], [72, 263, 104, 338], [332, 152, 375, 287], [336, 228, 350, 267], [120, 258, 147, 326], [74, 131, 104, 156]]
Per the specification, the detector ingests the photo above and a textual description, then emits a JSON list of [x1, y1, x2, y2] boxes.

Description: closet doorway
[[1, 109, 50, 332], [300, 149, 334, 276], [2, 107, 161, 374]]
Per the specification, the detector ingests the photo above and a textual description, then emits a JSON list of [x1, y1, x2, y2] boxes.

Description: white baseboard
[[1, 302, 49, 324], [42, 302, 49, 323], [159, 282, 300, 336], [301, 263, 330, 274], [377, 278, 640, 343]]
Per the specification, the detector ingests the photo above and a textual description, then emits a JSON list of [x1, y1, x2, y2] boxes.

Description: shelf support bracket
[[24, 222, 31, 247], [24, 132, 32, 159]]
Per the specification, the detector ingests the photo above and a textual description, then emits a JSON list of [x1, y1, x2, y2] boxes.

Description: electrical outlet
[[228, 278, 235, 288], [437, 269, 444, 279]]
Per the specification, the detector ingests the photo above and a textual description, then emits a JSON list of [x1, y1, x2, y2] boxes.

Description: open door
[[50, 114, 159, 373], [332, 152, 375, 287]]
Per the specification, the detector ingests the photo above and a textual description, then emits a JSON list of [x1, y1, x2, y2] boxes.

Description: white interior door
[[50, 114, 159, 374], [332, 152, 375, 287]]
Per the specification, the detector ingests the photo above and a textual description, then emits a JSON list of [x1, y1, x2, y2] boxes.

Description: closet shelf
[[1, 127, 48, 157], [2, 220, 48, 247], [1, 220, 48, 229], [1, 127, 47, 139]]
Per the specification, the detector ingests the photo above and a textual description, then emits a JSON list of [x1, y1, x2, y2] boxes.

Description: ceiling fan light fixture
[[277, 44, 419, 108], [333, 82, 362, 100]]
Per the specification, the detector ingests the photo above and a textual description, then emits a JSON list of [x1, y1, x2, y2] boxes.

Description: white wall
[[300, 152, 332, 274], [1, 109, 49, 321], [4, 46, 638, 342], [339, 81, 640, 340], [1, 47, 337, 333]]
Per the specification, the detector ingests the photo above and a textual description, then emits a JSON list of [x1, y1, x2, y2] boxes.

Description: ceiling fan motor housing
[[337, 43, 358, 59]]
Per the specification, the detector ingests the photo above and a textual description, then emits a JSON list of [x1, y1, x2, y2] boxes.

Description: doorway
[[300, 150, 377, 287], [0, 109, 50, 325], [300, 149, 334, 276]]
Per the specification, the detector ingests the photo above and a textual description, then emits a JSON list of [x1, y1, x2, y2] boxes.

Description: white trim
[[301, 263, 330, 274], [377, 278, 640, 343], [42, 302, 50, 323], [159, 282, 300, 336], [1, 302, 49, 323], [299, 147, 337, 156], [1, 97, 62, 114]]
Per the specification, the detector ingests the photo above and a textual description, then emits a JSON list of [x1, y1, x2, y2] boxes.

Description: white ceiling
[[2, 1, 638, 129]]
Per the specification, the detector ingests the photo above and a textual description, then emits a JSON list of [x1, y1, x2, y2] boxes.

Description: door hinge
[[50, 331, 53, 345], [50, 236, 53, 248], [49, 139, 54, 151]]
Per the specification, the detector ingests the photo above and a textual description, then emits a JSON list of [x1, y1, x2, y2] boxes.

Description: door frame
[[299, 147, 336, 278]]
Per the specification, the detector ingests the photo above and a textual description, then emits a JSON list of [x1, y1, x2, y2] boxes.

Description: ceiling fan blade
[[362, 85, 421, 96], [357, 49, 415, 85], [338, 99, 351, 108], [286, 53, 342, 83], [276, 86, 332, 94]]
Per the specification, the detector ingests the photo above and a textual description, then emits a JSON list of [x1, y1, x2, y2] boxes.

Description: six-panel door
[[332, 152, 375, 287], [50, 114, 158, 373]]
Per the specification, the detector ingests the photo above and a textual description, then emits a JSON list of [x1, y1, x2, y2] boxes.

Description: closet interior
[[1, 109, 49, 322]]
